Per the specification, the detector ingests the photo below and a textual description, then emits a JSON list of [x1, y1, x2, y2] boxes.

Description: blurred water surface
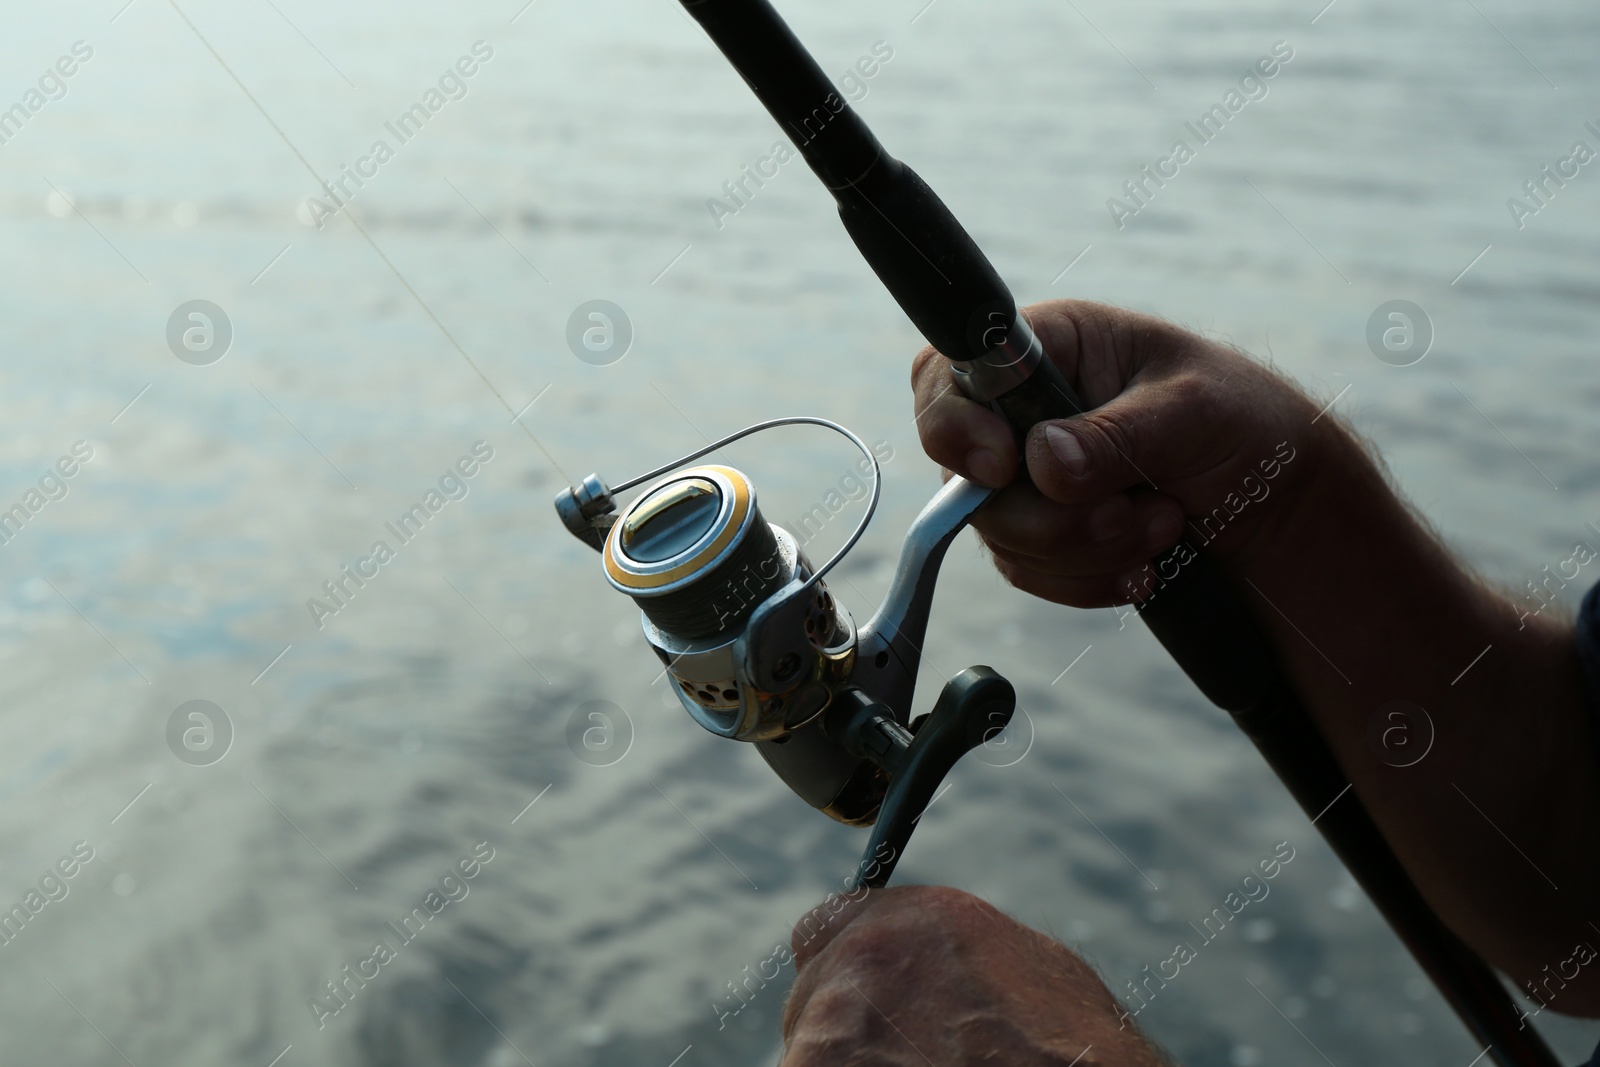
[[0, 0, 1597, 1064]]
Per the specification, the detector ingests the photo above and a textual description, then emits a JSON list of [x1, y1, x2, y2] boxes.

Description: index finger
[[788, 887, 878, 976], [780, 888, 880, 1044], [910, 344, 1021, 489]]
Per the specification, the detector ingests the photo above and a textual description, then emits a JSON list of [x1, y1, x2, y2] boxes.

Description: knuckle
[[1128, 310, 1202, 367], [1140, 313, 1197, 353], [789, 908, 836, 955], [1070, 300, 1146, 366], [1072, 304, 1121, 351], [909, 345, 943, 387], [1081, 407, 1137, 468], [1161, 368, 1223, 424], [837, 885, 989, 958], [831, 914, 922, 974], [783, 1012, 901, 1067], [914, 402, 976, 467], [889, 881, 981, 910], [898, 884, 993, 923], [951, 1014, 1058, 1057]]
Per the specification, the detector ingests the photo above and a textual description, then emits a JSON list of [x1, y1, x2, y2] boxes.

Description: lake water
[[0, 0, 1597, 1064]]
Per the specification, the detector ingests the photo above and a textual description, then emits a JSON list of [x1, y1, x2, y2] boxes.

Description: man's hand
[[910, 298, 1600, 1013], [779, 884, 1170, 1066], [911, 298, 1329, 607]]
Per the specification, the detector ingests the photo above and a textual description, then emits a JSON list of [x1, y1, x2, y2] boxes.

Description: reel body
[[556, 419, 1015, 882]]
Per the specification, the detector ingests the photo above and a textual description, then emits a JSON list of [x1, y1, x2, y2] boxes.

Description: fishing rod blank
[[674, 2, 1560, 1064]]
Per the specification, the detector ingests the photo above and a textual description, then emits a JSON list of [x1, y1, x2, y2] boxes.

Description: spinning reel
[[556, 417, 1016, 887]]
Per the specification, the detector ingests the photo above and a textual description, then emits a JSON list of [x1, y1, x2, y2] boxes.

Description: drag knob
[[602, 465, 785, 640]]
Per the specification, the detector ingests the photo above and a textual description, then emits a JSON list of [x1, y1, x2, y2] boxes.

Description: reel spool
[[601, 464, 856, 741]]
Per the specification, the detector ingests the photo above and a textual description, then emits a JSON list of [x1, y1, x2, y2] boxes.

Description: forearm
[[1231, 417, 1600, 1009]]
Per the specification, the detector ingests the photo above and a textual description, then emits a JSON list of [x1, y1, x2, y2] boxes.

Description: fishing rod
[[556, 2, 1559, 1063]]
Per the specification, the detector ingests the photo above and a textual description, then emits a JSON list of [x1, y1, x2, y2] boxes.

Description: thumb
[[1023, 379, 1191, 506]]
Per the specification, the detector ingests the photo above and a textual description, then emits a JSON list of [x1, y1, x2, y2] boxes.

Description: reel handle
[[826, 667, 1016, 890]]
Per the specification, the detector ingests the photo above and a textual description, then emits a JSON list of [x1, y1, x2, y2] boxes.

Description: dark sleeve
[[1578, 582, 1600, 756], [1577, 584, 1600, 1067]]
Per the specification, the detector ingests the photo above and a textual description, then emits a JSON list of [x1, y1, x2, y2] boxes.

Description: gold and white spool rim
[[603, 465, 754, 594]]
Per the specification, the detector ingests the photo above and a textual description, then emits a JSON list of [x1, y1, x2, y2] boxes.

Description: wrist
[[1215, 396, 1363, 588]]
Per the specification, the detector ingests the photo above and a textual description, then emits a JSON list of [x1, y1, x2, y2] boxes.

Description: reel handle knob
[[827, 666, 1016, 889]]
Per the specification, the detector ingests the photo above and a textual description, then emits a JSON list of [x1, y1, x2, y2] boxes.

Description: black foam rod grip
[[832, 161, 1017, 364]]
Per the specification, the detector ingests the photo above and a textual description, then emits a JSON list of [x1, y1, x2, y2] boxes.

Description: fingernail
[[1045, 425, 1089, 478], [966, 448, 1005, 488]]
